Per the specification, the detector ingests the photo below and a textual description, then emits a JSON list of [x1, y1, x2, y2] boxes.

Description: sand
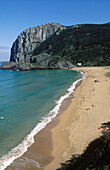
[[6, 67, 110, 170], [45, 67, 110, 170]]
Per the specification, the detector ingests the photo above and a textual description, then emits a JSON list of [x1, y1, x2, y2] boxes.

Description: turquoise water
[[0, 62, 82, 167]]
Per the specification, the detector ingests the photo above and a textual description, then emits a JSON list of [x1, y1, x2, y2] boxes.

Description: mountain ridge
[[1, 22, 110, 70]]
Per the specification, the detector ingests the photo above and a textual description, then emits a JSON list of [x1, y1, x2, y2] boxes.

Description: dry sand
[[45, 67, 110, 170], [7, 67, 110, 170]]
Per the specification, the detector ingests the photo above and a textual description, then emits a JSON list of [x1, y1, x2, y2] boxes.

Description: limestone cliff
[[10, 23, 62, 63], [1, 22, 110, 70], [0, 22, 74, 70]]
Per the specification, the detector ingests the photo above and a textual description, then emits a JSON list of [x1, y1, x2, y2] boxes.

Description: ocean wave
[[0, 70, 85, 170]]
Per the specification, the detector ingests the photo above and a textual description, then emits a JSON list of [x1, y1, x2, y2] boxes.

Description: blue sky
[[0, 0, 110, 61]]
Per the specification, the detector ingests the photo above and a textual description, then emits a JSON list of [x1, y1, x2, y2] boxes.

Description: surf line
[[0, 70, 85, 170]]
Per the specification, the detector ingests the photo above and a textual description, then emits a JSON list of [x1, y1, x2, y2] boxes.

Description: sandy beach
[[7, 67, 110, 170]]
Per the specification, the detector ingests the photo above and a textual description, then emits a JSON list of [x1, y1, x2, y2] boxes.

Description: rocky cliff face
[[0, 22, 74, 70], [10, 23, 62, 63]]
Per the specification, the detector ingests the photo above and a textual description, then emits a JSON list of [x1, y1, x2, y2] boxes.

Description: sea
[[0, 61, 85, 169]]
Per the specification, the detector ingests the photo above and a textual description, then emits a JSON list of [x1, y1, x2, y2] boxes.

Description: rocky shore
[[0, 60, 74, 71]]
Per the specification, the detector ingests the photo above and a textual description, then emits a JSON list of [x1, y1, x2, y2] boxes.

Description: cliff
[[4, 22, 72, 70], [33, 23, 110, 67], [1, 22, 110, 70], [10, 22, 62, 63]]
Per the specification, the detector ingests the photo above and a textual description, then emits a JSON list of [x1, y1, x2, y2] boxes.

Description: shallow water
[[0, 66, 81, 162]]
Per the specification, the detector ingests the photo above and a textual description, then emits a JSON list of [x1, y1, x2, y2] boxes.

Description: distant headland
[[1, 22, 110, 70]]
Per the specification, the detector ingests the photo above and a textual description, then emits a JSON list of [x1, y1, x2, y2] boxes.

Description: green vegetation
[[32, 23, 110, 66], [105, 71, 110, 77]]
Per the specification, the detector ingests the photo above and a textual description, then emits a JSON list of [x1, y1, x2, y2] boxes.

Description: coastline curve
[[0, 70, 85, 170]]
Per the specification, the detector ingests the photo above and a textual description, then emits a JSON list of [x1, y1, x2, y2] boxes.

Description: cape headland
[[1, 22, 110, 70]]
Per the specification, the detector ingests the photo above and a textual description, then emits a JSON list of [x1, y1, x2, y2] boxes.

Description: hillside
[[1, 22, 110, 70], [32, 23, 110, 67]]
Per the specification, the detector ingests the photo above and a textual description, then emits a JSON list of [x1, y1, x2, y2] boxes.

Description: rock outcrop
[[0, 22, 74, 70], [30, 53, 74, 69], [10, 23, 62, 63], [0, 61, 16, 69], [1, 22, 110, 70]]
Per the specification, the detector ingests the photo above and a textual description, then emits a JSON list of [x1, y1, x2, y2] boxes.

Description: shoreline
[[45, 67, 110, 170], [5, 69, 84, 170], [6, 67, 110, 170]]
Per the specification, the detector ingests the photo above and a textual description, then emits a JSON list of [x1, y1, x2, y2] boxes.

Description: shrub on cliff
[[33, 23, 110, 66]]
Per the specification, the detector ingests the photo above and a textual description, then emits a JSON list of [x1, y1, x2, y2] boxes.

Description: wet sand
[[7, 67, 110, 170]]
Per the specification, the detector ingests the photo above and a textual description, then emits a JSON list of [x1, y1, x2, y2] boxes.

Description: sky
[[0, 0, 110, 61]]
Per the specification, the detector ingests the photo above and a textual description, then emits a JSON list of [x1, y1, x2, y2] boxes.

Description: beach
[[6, 67, 110, 170]]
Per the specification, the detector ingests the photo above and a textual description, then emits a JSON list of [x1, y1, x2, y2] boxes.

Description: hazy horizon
[[0, 46, 10, 61]]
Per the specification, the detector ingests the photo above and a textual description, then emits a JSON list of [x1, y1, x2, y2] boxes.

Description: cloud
[[0, 46, 10, 53], [0, 47, 10, 61], [0, 46, 10, 61], [0, 46, 10, 49]]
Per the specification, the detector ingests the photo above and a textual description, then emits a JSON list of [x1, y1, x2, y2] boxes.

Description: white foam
[[0, 117, 4, 119], [0, 70, 85, 170]]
